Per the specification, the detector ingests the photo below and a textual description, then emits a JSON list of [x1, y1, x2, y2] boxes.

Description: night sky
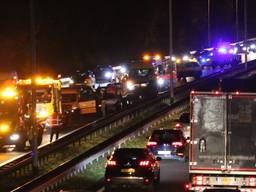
[[0, 0, 256, 77]]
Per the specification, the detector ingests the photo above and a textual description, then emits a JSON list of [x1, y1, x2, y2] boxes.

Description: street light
[[30, 0, 38, 173], [169, 0, 174, 104], [244, 0, 248, 71], [208, 0, 211, 47], [235, 0, 239, 41]]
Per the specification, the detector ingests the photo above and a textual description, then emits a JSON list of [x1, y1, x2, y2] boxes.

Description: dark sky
[[0, 0, 256, 77]]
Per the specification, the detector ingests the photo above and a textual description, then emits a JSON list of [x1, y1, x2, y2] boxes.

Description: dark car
[[105, 148, 161, 191], [176, 61, 202, 80], [146, 129, 187, 161], [125, 68, 158, 102], [174, 112, 191, 138]]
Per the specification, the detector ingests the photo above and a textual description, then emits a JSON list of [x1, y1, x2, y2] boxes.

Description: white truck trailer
[[187, 91, 256, 192]]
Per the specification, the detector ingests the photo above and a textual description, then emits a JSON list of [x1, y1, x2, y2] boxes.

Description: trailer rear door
[[227, 94, 256, 171], [190, 94, 227, 170]]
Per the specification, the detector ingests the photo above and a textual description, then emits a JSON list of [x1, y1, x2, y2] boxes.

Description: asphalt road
[[156, 160, 189, 192]]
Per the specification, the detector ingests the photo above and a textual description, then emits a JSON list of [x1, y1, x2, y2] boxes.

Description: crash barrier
[[13, 97, 190, 192]]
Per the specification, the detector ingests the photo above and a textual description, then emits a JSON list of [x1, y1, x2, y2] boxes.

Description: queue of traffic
[[0, 43, 243, 152]]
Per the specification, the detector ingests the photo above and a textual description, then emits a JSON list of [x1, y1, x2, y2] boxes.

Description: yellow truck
[[18, 77, 62, 121]]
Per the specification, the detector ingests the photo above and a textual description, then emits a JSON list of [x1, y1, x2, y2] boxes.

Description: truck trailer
[[187, 91, 256, 191]]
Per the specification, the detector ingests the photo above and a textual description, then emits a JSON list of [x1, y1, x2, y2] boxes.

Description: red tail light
[[184, 184, 189, 190], [172, 141, 183, 147], [194, 175, 205, 185], [249, 177, 256, 186], [139, 160, 150, 167], [175, 123, 182, 128], [146, 141, 157, 147], [143, 178, 150, 184], [107, 160, 117, 166]]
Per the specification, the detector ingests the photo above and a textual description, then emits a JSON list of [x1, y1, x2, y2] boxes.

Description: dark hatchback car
[[105, 148, 161, 192], [146, 129, 187, 161]]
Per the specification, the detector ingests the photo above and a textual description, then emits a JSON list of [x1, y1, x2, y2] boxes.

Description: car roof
[[152, 129, 183, 134], [112, 148, 149, 158], [114, 148, 147, 153]]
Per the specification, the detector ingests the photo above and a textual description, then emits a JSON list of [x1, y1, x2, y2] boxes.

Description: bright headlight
[[37, 109, 49, 118], [126, 81, 135, 91], [0, 124, 10, 133], [1, 87, 17, 97], [157, 78, 165, 86], [10, 134, 20, 141], [104, 71, 112, 79], [120, 67, 126, 73]]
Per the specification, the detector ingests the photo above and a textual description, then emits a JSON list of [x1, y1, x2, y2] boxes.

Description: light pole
[[169, 0, 174, 104], [30, 0, 38, 173], [235, 0, 239, 41], [207, 0, 211, 47], [244, 0, 247, 70]]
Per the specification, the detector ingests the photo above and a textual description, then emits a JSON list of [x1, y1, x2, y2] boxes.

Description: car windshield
[[0, 100, 17, 118], [151, 130, 182, 142], [36, 88, 51, 103], [62, 93, 77, 103], [129, 68, 153, 78], [79, 88, 95, 101], [113, 148, 148, 160]]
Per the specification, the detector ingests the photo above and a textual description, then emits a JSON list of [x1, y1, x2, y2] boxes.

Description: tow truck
[[0, 79, 29, 150], [18, 77, 62, 121]]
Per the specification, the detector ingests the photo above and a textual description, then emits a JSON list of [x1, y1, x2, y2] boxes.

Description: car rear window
[[151, 130, 182, 142], [113, 148, 148, 160]]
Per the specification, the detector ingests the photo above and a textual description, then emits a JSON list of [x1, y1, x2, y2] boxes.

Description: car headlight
[[157, 78, 165, 86], [140, 83, 148, 87], [10, 134, 20, 141], [1, 87, 17, 98], [104, 71, 112, 79], [37, 109, 49, 118], [126, 81, 135, 91], [0, 124, 9, 133]]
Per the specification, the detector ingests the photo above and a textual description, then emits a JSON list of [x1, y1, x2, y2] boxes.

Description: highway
[[154, 160, 188, 192], [0, 66, 237, 167]]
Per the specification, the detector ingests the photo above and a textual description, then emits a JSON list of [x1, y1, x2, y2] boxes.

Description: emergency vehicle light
[[0, 124, 10, 133], [36, 109, 49, 118], [18, 79, 32, 85], [10, 133, 20, 141], [1, 87, 17, 97], [36, 77, 54, 85]]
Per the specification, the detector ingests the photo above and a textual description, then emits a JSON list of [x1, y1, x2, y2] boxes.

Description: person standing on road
[[46, 111, 62, 142]]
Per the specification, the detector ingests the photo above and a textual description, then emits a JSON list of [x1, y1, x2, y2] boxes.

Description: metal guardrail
[[13, 97, 190, 192], [2, 60, 256, 191]]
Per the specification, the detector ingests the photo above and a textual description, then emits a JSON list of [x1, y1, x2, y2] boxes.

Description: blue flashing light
[[201, 58, 206, 63], [218, 47, 228, 54]]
